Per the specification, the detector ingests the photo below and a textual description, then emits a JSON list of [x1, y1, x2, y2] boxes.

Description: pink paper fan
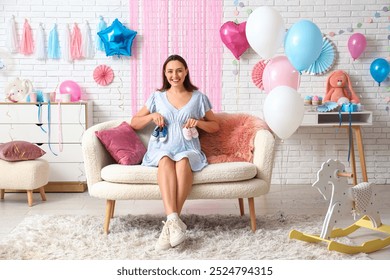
[[93, 64, 114, 86], [251, 60, 267, 90]]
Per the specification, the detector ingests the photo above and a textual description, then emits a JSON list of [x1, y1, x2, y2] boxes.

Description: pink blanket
[[199, 113, 270, 163]]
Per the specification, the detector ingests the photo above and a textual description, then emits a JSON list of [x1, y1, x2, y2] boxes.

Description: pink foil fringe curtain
[[129, 0, 222, 115], [129, 3, 139, 115]]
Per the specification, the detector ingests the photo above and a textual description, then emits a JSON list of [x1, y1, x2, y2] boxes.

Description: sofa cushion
[[101, 162, 257, 185], [95, 121, 146, 165]]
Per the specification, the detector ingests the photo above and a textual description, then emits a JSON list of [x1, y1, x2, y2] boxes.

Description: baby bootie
[[182, 127, 192, 141], [151, 126, 160, 141], [159, 126, 168, 142], [190, 127, 199, 138]]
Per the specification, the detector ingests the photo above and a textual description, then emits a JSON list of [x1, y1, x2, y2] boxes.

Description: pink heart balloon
[[220, 21, 250, 60]]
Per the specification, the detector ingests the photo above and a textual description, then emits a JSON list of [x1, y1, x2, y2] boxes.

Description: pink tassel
[[20, 19, 34, 55], [70, 23, 83, 60]]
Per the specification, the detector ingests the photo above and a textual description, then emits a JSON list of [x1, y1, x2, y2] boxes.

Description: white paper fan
[[304, 36, 336, 76]]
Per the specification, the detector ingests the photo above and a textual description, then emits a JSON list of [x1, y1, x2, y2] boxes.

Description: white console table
[[301, 111, 372, 185]]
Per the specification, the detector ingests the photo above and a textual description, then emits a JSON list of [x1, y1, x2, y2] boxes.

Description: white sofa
[[82, 114, 275, 234]]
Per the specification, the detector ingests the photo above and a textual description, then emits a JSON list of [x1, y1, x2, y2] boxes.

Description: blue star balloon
[[97, 18, 137, 57]]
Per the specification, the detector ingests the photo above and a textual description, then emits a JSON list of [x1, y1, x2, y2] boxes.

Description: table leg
[[349, 129, 357, 186], [353, 126, 368, 182]]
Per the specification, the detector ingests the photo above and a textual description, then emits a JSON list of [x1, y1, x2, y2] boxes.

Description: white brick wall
[[1, 0, 389, 185]]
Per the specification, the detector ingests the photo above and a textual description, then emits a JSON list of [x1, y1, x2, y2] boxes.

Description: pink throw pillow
[[0, 141, 46, 161], [95, 121, 146, 165]]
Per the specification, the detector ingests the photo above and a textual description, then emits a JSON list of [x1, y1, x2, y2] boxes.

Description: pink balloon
[[220, 21, 250, 60], [262, 56, 300, 93], [59, 80, 81, 101], [348, 33, 367, 60]]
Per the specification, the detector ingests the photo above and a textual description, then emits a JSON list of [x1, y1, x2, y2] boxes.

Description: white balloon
[[263, 86, 304, 140], [246, 6, 286, 59]]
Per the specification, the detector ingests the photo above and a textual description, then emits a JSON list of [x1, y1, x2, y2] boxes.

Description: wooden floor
[[1, 184, 389, 260]]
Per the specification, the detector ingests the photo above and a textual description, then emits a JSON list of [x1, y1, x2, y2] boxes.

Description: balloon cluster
[[219, 6, 388, 139]]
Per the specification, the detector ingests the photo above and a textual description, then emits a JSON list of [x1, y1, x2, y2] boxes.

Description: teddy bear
[[323, 70, 360, 104], [5, 78, 33, 103]]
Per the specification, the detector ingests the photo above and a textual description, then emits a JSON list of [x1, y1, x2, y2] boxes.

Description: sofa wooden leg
[[104, 200, 115, 234], [27, 190, 33, 207], [110, 200, 116, 218], [248, 197, 256, 232], [238, 198, 244, 216], [39, 187, 47, 201], [0, 189, 4, 199]]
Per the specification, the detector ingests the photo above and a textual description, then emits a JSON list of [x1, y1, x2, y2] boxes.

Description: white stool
[[0, 159, 50, 206]]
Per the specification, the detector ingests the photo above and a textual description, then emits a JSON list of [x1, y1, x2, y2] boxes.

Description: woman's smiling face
[[164, 60, 188, 88]]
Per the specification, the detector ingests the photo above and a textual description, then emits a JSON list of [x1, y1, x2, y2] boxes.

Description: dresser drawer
[[0, 103, 87, 124], [49, 162, 86, 182], [0, 124, 86, 143], [40, 143, 84, 162]]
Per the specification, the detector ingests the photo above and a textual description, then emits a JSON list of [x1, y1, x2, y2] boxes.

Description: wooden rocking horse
[[289, 159, 390, 254]]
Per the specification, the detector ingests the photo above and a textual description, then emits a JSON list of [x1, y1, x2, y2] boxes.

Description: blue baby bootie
[[159, 126, 168, 142], [151, 126, 160, 141]]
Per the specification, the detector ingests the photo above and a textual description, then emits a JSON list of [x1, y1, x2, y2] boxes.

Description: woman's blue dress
[[141, 90, 211, 171]]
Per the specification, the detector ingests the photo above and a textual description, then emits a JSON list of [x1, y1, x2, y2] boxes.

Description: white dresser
[[0, 101, 93, 192]]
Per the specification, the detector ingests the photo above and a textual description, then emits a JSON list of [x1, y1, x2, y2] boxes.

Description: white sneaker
[[167, 219, 186, 247], [177, 218, 187, 232], [155, 221, 171, 251]]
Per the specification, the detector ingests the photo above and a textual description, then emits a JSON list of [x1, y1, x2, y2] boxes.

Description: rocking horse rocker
[[289, 159, 390, 254]]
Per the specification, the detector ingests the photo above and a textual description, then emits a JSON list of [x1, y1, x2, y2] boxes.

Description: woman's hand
[[183, 118, 198, 129], [152, 113, 165, 127]]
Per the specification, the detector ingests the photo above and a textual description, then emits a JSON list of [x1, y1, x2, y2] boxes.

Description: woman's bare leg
[[157, 156, 178, 215], [175, 158, 193, 215]]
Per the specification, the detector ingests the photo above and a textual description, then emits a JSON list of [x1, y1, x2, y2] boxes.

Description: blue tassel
[[48, 23, 60, 59], [96, 16, 107, 51]]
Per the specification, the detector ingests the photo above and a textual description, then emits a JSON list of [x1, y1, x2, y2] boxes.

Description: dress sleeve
[[199, 92, 212, 117], [145, 92, 156, 113]]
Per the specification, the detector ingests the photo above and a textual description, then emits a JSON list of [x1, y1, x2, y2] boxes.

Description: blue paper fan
[[317, 101, 338, 112], [304, 36, 337, 76]]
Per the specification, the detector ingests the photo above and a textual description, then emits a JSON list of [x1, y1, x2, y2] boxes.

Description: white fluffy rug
[[0, 214, 370, 260]]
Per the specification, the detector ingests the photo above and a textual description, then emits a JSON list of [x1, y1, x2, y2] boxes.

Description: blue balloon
[[97, 18, 137, 57], [284, 19, 323, 72], [370, 58, 390, 86]]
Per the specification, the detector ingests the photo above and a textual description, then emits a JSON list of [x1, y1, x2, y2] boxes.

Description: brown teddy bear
[[324, 70, 360, 104]]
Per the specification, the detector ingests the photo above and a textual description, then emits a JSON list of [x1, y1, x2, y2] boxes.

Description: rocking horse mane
[[312, 159, 347, 200]]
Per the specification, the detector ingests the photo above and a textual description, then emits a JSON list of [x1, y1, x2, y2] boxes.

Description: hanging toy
[[95, 16, 107, 52], [48, 23, 60, 59], [62, 24, 72, 62], [35, 23, 46, 60], [20, 18, 34, 55], [7, 15, 19, 53], [70, 23, 82, 60], [81, 20, 94, 59]]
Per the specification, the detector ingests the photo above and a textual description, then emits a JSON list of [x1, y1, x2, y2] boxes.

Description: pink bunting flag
[[70, 23, 83, 60], [20, 19, 34, 55]]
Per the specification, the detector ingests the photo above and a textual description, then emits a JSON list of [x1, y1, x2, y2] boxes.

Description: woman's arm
[[185, 110, 219, 133], [130, 106, 164, 130]]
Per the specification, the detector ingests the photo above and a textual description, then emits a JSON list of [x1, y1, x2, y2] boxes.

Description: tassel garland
[[95, 16, 107, 51], [35, 23, 46, 60], [20, 19, 34, 55], [48, 23, 60, 59], [7, 16, 19, 53], [81, 20, 94, 59], [70, 23, 83, 60], [62, 24, 72, 62]]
